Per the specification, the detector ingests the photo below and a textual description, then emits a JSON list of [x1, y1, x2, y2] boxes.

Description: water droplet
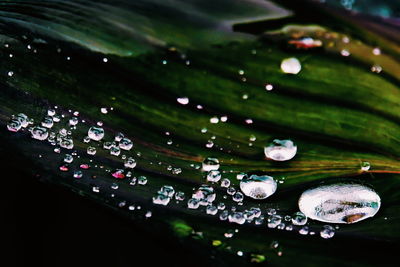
[[7, 119, 22, 132], [361, 162, 370, 171], [341, 49, 350, 57], [210, 117, 219, 124], [137, 176, 147, 185], [112, 169, 125, 179], [110, 146, 121, 156], [47, 109, 56, 116], [265, 84, 273, 91], [64, 154, 73, 163], [87, 146, 97, 155], [111, 183, 119, 190], [153, 193, 170, 206], [292, 211, 308, 225], [69, 117, 79, 126], [175, 191, 185, 201], [187, 198, 200, 209], [59, 164, 69, 172], [202, 157, 220, 171], [299, 226, 309, 235], [220, 178, 231, 188], [158, 185, 175, 197], [281, 57, 301, 74], [264, 139, 297, 161], [371, 64, 382, 73], [219, 210, 229, 221], [240, 174, 277, 200], [101, 107, 108, 114], [372, 47, 381, 55], [177, 97, 189, 105], [88, 126, 104, 141], [41, 116, 54, 128], [207, 170, 222, 182], [124, 157, 137, 168], [267, 215, 282, 228], [60, 137, 74, 149], [73, 170, 83, 179], [320, 225, 335, 239], [232, 192, 244, 202], [206, 204, 218, 215], [119, 138, 133, 150], [192, 185, 216, 203], [298, 184, 381, 224], [31, 126, 49, 140], [228, 212, 246, 225]]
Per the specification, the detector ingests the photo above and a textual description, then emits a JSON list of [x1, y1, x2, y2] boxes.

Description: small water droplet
[[202, 157, 220, 171], [267, 215, 282, 228], [207, 170, 222, 182], [187, 198, 200, 209], [281, 57, 301, 74], [124, 157, 137, 168], [228, 212, 246, 225], [88, 126, 104, 141], [119, 137, 133, 150], [87, 146, 97, 155], [73, 170, 83, 179], [153, 193, 170, 206], [138, 176, 148, 185], [320, 225, 335, 239], [177, 97, 189, 105], [31, 126, 49, 140], [361, 161, 370, 171], [292, 211, 308, 225], [299, 226, 309, 235]]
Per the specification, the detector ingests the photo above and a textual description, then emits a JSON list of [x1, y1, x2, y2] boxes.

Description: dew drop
[[264, 139, 297, 161], [320, 225, 335, 239], [292, 211, 308, 226], [207, 170, 222, 182], [119, 137, 133, 150], [177, 97, 189, 105], [281, 57, 301, 74], [240, 174, 277, 200], [202, 157, 220, 171], [31, 126, 49, 140], [298, 183, 381, 224], [124, 157, 137, 168], [228, 212, 246, 225], [153, 194, 170, 206], [88, 126, 104, 141]]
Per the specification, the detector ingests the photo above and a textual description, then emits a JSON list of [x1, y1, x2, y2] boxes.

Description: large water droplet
[[264, 139, 297, 161], [298, 184, 381, 224], [240, 174, 277, 199], [88, 126, 104, 141]]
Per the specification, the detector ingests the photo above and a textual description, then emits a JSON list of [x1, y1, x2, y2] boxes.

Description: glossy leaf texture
[[0, 0, 399, 266]]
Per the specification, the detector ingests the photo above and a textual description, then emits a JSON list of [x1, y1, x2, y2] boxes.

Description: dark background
[[0, 140, 202, 267]]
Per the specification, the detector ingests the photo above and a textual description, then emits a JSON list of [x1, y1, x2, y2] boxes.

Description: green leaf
[[0, 0, 399, 266]]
